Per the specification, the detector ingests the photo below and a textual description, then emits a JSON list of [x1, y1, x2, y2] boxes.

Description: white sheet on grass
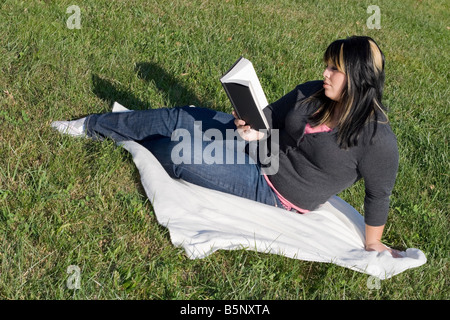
[[113, 102, 426, 280]]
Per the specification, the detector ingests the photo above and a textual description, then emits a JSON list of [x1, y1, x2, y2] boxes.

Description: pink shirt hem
[[265, 123, 332, 213]]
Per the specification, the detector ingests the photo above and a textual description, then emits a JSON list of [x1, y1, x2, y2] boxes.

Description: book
[[220, 56, 270, 131]]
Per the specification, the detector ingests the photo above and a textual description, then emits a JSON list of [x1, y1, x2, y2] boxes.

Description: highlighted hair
[[308, 36, 387, 149]]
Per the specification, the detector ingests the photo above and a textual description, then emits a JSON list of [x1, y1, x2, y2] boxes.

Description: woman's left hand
[[365, 241, 403, 258]]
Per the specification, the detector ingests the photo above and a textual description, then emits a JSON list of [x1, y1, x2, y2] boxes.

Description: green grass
[[0, 0, 448, 300]]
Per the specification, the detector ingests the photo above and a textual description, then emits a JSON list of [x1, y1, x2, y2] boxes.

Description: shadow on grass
[[91, 73, 151, 111], [91, 61, 204, 110], [135, 61, 205, 108], [88, 62, 208, 233]]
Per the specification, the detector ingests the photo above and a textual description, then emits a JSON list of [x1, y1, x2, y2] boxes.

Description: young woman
[[52, 36, 400, 257]]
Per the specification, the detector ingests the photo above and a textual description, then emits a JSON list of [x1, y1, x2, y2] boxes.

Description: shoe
[[51, 117, 86, 137]]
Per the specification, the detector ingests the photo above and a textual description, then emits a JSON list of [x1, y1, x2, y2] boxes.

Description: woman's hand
[[232, 111, 265, 141], [365, 224, 403, 258], [365, 240, 403, 258]]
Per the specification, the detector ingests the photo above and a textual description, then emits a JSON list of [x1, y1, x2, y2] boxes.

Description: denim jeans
[[85, 105, 282, 208]]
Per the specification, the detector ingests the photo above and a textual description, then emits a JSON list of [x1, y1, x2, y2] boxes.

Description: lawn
[[0, 0, 448, 300]]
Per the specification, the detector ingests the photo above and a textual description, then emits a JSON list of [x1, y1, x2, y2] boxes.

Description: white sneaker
[[51, 117, 87, 137]]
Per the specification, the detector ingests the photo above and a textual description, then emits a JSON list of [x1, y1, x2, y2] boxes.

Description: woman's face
[[323, 64, 347, 101]]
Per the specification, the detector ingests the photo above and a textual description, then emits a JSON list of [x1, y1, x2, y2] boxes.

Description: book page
[[220, 58, 269, 110]]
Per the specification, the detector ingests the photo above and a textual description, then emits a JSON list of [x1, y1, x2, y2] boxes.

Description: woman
[[52, 36, 400, 257]]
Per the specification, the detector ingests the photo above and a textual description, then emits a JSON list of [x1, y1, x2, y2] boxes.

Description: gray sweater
[[262, 80, 399, 226]]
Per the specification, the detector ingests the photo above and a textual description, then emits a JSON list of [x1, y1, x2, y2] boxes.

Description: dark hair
[[308, 36, 387, 149]]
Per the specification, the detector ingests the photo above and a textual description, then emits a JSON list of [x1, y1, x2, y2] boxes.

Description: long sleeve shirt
[[262, 80, 399, 226]]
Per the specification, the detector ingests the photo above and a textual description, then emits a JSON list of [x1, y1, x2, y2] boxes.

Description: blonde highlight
[[307, 36, 387, 148]]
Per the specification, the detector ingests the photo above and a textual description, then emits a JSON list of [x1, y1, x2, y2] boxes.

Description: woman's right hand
[[232, 111, 265, 141]]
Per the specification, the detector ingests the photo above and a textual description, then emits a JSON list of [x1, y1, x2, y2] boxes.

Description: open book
[[220, 57, 270, 130]]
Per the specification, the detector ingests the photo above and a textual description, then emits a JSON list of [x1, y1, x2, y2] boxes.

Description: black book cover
[[221, 82, 268, 131]]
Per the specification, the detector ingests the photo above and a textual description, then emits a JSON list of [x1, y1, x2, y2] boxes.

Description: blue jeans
[[85, 105, 282, 208]]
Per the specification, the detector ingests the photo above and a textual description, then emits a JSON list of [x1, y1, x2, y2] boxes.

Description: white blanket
[[114, 103, 426, 280]]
